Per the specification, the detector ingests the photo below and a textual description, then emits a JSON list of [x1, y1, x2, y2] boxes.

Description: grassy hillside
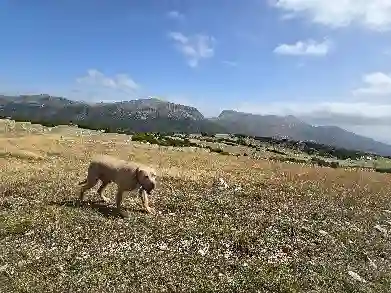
[[1, 120, 391, 292]]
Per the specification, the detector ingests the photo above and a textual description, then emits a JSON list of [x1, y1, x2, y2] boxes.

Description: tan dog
[[78, 155, 157, 214]]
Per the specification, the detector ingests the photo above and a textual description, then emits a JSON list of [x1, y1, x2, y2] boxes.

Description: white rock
[[218, 178, 229, 189], [319, 230, 328, 236], [0, 264, 8, 273], [374, 225, 388, 235], [234, 185, 242, 192], [158, 243, 168, 251], [366, 256, 377, 269], [348, 271, 367, 283]]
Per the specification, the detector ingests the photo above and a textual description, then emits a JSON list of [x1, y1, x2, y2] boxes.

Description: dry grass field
[[1, 121, 391, 292]]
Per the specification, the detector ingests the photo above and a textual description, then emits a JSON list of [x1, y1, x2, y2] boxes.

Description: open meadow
[[1, 120, 391, 292]]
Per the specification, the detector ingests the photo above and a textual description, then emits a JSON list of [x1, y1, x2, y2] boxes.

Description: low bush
[[310, 157, 339, 168], [267, 148, 286, 155]]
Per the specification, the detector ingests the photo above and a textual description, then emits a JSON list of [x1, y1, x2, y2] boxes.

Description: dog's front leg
[[138, 188, 154, 214]]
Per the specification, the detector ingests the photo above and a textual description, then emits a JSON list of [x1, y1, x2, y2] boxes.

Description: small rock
[[348, 271, 367, 283], [218, 178, 229, 189], [364, 254, 378, 269], [24, 230, 35, 236], [158, 243, 168, 251], [234, 185, 242, 192], [319, 230, 328, 236], [0, 264, 8, 273], [374, 225, 387, 235], [198, 245, 209, 256]]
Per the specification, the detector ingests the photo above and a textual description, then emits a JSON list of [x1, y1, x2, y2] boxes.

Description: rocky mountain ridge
[[1, 94, 391, 156]]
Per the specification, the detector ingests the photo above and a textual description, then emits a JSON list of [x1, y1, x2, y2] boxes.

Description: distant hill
[[1, 94, 391, 156], [0, 94, 226, 134], [212, 110, 391, 156]]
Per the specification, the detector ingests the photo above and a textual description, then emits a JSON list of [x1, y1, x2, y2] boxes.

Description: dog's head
[[136, 166, 157, 195]]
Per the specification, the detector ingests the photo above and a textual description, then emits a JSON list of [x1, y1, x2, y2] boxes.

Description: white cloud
[[76, 69, 139, 93], [352, 72, 391, 96], [272, 0, 391, 31], [222, 60, 238, 67], [167, 10, 185, 20], [236, 100, 391, 119], [274, 39, 332, 56], [168, 32, 215, 67], [234, 99, 391, 143]]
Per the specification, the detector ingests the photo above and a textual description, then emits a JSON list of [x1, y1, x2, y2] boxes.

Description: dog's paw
[[146, 207, 156, 214], [100, 196, 111, 203]]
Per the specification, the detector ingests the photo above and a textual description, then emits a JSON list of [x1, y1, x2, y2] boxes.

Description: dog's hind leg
[[79, 177, 98, 202], [97, 181, 110, 203], [115, 188, 125, 210]]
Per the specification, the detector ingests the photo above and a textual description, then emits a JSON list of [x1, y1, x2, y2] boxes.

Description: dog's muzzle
[[138, 181, 155, 195], [144, 182, 155, 195]]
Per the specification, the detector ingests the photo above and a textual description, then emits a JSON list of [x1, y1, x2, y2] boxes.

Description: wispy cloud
[[222, 60, 238, 67], [272, 0, 391, 31], [274, 39, 332, 56], [167, 10, 185, 20], [352, 72, 391, 96], [236, 100, 391, 119], [76, 69, 139, 93], [384, 49, 391, 56], [168, 32, 215, 67]]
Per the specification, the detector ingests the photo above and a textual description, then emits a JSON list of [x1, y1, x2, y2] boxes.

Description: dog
[[78, 155, 157, 214]]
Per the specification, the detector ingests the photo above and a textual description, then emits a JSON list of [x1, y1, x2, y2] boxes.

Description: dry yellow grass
[[1, 122, 391, 292]]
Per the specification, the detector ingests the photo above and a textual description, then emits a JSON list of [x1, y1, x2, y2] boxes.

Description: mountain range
[[1, 94, 391, 156]]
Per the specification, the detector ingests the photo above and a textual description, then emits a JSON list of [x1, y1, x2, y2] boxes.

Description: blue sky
[[1, 1, 391, 142]]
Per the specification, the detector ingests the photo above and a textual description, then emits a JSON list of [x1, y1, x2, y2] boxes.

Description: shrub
[[266, 148, 286, 155], [131, 133, 159, 144], [329, 161, 340, 168], [132, 133, 200, 148], [375, 167, 391, 174], [206, 146, 229, 155], [237, 137, 248, 146], [310, 157, 339, 168], [269, 156, 307, 164]]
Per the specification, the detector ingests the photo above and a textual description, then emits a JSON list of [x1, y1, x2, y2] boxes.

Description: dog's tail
[[78, 178, 87, 185]]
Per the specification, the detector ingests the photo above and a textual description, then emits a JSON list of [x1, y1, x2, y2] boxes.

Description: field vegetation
[[1, 119, 391, 292]]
